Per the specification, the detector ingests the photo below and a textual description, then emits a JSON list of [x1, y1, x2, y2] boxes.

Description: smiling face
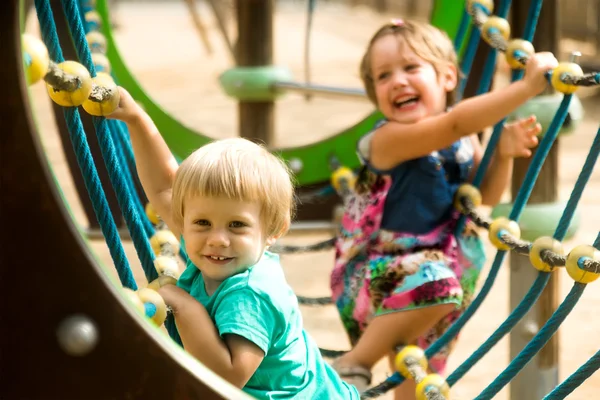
[[370, 34, 457, 124], [182, 195, 277, 294]]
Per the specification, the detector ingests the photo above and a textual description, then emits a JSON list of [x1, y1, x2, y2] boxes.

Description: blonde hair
[[359, 19, 461, 107], [172, 138, 295, 237]]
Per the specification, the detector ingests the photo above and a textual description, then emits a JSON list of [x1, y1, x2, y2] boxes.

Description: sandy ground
[[24, 1, 600, 399]]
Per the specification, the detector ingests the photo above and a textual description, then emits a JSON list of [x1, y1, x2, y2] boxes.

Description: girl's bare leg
[[334, 303, 455, 387]]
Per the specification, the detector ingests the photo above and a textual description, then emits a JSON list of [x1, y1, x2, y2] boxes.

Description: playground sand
[[25, 2, 599, 399]]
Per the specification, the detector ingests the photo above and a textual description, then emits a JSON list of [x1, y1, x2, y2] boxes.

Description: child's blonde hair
[[360, 19, 461, 107], [172, 138, 295, 237]]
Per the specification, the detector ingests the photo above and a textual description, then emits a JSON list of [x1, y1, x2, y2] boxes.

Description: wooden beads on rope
[[505, 39, 535, 70], [529, 236, 564, 272], [122, 287, 168, 326], [481, 16, 511, 45], [488, 217, 521, 251], [466, 0, 494, 15], [330, 166, 356, 194], [82, 72, 120, 116], [416, 374, 450, 400], [150, 230, 181, 257], [565, 245, 600, 283], [85, 31, 107, 54], [22, 33, 49, 85], [551, 62, 584, 94], [395, 345, 428, 380], [145, 202, 161, 225], [46, 61, 94, 107], [395, 346, 449, 399], [453, 184, 482, 214]]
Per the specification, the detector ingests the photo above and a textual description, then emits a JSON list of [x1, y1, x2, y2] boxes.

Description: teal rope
[[475, 283, 587, 399], [60, 0, 158, 282], [453, 11, 471, 52], [34, 0, 137, 290], [543, 348, 600, 398], [448, 105, 600, 384]]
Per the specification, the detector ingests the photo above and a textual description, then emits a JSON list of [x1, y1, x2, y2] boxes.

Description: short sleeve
[[213, 289, 277, 354]]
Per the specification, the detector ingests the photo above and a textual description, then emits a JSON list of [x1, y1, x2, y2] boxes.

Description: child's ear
[[442, 63, 458, 93]]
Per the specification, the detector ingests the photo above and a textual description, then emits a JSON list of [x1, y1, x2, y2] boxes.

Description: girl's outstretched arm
[[368, 53, 557, 171]]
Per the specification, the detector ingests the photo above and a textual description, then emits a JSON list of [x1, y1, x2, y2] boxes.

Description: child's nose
[[391, 71, 408, 86], [207, 230, 230, 247]]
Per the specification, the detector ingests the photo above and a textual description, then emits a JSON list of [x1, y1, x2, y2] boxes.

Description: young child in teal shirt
[[109, 89, 359, 399]]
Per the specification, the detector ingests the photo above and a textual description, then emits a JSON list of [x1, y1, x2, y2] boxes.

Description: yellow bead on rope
[[565, 245, 600, 283], [529, 236, 564, 272], [82, 72, 120, 116], [481, 16, 511, 46], [137, 288, 168, 326], [488, 217, 521, 251], [453, 184, 482, 214], [330, 166, 356, 194], [145, 202, 161, 225], [22, 33, 49, 85], [415, 374, 450, 400], [466, 0, 494, 15], [551, 62, 584, 94], [394, 345, 428, 380], [505, 39, 535, 70], [149, 230, 181, 257], [46, 61, 94, 107]]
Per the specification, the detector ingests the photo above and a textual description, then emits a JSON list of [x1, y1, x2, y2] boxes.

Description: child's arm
[[368, 52, 557, 171], [158, 285, 265, 388], [471, 115, 541, 205], [107, 88, 180, 236]]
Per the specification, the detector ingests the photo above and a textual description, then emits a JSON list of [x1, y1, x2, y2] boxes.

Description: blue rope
[[60, 0, 158, 282], [447, 106, 600, 384], [34, 0, 137, 290], [446, 272, 550, 385], [453, 11, 471, 52], [543, 350, 600, 399], [476, 283, 587, 399]]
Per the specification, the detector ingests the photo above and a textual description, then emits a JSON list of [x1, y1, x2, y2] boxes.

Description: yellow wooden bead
[[488, 217, 520, 251], [84, 10, 102, 32], [86, 31, 107, 53], [137, 288, 168, 326], [482, 16, 511, 46], [415, 374, 450, 400], [394, 345, 428, 380], [145, 202, 161, 225], [46, 61, 93, 107], [467, 0, 494, 15], [153, 255, 180, 278], [22, 33, 49, 85], [551, 62, 584, 94], [149, 230, 180, 256], [330, 166, 356, 193], [122, 287, 145, 314], [147, 275, 178, 292], [81, 72, 120, 116], [505, 39, 535, 69], [453, 184, 482, 213], [529, 236, 564, 272], [565, 244, 600, 283], [91, 52, 111, 74]]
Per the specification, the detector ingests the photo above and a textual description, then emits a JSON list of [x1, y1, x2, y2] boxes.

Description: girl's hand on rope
[[523, 52, 559, 95], [498, 115, 541, 159], [105, 86, 144, 124]]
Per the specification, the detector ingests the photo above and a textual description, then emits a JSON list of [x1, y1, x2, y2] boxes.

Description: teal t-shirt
[[177, 248, 359, 400]]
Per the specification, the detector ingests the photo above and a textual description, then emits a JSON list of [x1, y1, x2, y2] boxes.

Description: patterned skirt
[[330, 177, 486, 373]]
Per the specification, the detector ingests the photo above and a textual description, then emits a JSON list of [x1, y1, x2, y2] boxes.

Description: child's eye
[[377, 71, 390, 81], [194, 219, 210, 226], [405, 64, 419, 71], [230, 221, 247, 229]]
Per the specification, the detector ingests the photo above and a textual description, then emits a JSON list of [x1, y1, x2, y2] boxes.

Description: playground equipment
[[53, 0, 472, 235], [3, 0, 600, 399]]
